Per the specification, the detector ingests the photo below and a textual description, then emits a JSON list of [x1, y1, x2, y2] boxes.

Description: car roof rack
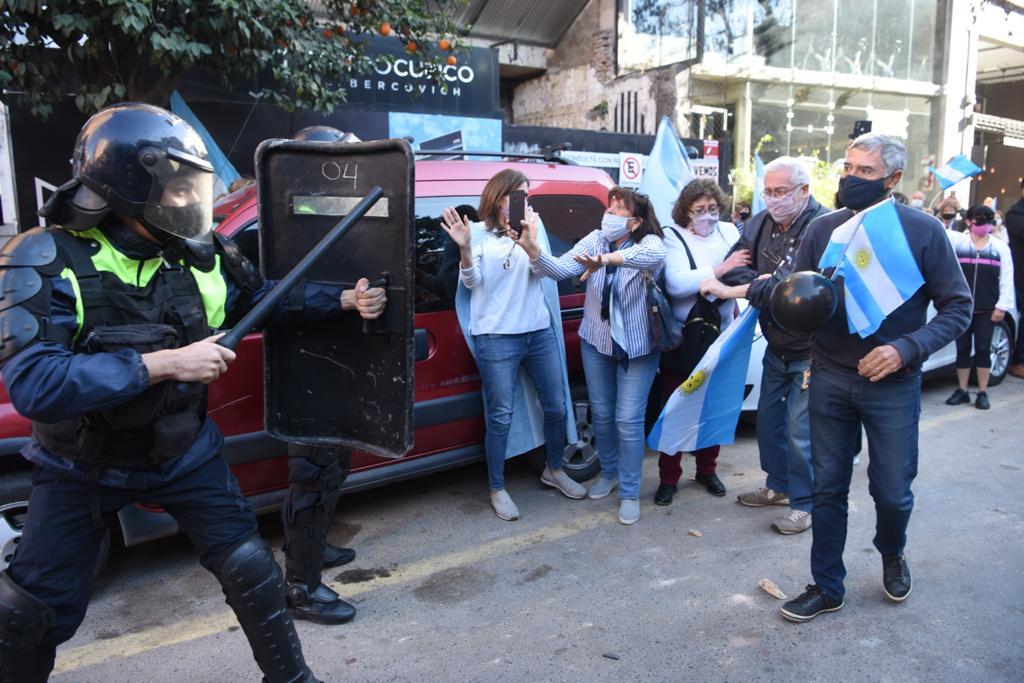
[[414, 145, 577, 166]]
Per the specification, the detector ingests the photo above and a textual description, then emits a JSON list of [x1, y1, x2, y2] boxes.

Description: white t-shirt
[[663, 221, 741, 325], [459, 223, 550, 335]]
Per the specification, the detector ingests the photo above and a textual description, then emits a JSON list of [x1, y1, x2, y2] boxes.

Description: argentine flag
[[647, 307, 759, 454], [751, 154, 766, 216], [170, 90, 241, 198], [818, 200, 924, 338], [638, 116, 695, 227], [929, 154, 982, 191]]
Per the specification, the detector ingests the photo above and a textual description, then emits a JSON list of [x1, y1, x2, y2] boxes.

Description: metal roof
[[308, 0, 591, 48]]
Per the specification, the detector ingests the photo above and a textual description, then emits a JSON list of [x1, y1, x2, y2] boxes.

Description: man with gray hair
[[705, 156, 828, 535], [764, 134, 971, 621]]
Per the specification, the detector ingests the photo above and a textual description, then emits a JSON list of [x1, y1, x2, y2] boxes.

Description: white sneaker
[[587, 477, 619, 500], [490, 489, 520, 521], [618, 499, 640, 525], [772, 508, 812, 535], [541, 466, 586, 500]]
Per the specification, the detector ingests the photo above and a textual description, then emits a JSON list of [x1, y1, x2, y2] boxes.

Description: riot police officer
[[0, 103, 383, 681], [280, 125, 363, 626]]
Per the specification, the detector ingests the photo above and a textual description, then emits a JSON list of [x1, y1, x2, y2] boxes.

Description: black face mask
[[837, 174, 891, 211], [941, 212, 956, 221], [739, 210, 751, 221]]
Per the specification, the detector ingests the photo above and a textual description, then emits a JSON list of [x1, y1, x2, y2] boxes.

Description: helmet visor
[[142, 148, 214, 242]]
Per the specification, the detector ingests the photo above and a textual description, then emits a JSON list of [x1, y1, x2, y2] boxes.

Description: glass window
[[703, 0, 794, 65], [618, 0, 699, 73], [790, 0, 837, 72], [529, 194, 607, 296], [413, 196, 479, 313]]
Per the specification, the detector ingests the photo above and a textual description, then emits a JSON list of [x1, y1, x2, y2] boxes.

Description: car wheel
[[526, 385, 601, 483], [0, 470, 110, 577], [986, 319, 1012, 387]]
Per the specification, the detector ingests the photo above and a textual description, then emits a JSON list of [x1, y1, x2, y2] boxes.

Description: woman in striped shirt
[[519, 188, 665, 526]]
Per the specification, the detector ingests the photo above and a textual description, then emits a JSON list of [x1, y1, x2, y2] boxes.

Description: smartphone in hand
[[508, 190, 527, 237]]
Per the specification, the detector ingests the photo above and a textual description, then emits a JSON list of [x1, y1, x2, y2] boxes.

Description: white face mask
[[601, 213, 631, 241], [764, 190, 805, 226], [690, 213, 719, 237], [910, 198, 925, 209]]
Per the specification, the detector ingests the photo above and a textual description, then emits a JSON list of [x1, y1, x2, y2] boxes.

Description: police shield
[[256, 139, 414, 458]]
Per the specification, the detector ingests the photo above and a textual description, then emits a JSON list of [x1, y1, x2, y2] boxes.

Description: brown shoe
[[1008, 364, 1024, 380]]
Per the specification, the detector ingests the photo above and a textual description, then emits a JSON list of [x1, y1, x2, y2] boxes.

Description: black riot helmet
[[770, 271, 838, 333], [293, 125, 360, 143], [68, 102, 215, 243]]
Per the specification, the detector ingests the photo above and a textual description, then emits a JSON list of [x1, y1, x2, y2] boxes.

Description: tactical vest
[[30, 227, 227, 469]]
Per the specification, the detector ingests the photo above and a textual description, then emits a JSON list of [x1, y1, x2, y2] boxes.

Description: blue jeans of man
[[474, 327, 567, 491], [756, 350, 813, 512], [580, 339, 660, 500], [808, 363, 922, 600]]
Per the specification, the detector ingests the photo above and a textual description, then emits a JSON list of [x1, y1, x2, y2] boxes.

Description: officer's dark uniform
[[0, 104, 329, 682]]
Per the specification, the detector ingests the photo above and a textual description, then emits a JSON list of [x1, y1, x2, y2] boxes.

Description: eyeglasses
[[689, 207, 719, 217], [761, 186, 797, 199]]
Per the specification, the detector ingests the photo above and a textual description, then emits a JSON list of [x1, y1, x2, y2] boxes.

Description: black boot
[[0, 571, 55, 683], [217, 538, 321, 683], [323, 543, 356, 569], [287, 581, 357, 625], [284, 505, 357, 625], [695, 473, 727, 496]]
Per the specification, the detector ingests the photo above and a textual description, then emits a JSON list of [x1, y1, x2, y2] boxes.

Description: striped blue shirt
[[532, 230, 666, 358]]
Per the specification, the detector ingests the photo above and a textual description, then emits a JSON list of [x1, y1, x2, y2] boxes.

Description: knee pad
[[216, 537, 285, 614], [0, 571, 55, 682]]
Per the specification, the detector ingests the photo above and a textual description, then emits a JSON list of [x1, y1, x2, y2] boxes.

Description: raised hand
[[573, 251, 606, 282], [440, 207, 472, 250]]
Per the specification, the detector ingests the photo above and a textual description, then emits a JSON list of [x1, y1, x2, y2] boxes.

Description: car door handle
[[414, 328, 430, 361]]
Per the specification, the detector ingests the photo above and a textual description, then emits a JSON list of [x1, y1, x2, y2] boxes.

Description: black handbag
[[645, 270, 683, 351], [662, 228, 725, 376]]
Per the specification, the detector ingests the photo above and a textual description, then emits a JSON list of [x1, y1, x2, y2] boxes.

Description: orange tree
[[0, 0, 466, 118]]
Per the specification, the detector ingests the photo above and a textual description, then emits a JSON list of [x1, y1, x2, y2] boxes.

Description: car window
[[231, 220, 260, 267], [529, 194, 606, 296], [414, 196, 479, 312]]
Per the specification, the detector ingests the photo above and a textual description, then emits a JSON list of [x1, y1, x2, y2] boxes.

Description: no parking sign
[[618, 153, 645, 188]]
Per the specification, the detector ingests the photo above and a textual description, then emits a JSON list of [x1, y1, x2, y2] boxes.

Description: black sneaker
[[882, 554, 912, 602], [653, 483, 677, 506], [945, 388, 970, 405], [780, 585, 844, 622], [975, 391, 990, 410]]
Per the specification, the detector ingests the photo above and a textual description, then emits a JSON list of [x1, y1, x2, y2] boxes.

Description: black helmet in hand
[[59, 102, 215, 243], [770, 271, 838, 332]]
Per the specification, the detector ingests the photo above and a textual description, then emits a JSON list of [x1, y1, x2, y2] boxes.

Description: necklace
[[499, 230, 521, 270]]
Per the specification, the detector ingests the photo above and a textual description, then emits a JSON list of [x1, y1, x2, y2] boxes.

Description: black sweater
[[780, 200, 972, 374]]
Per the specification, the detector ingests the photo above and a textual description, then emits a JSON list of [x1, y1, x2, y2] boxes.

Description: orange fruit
[[323, 29, 334, 38], [380, 22, 392, 36], [446, 55, 457, 66], [439, 38, 451, 51], [350, 6, 360, 16], [406, 41, 417, 53]]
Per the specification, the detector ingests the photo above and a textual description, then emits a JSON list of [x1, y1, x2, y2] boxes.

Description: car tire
[[984, 318, 1012, 387], [0, 469, 110, 577], [527, 384, 601, 483]]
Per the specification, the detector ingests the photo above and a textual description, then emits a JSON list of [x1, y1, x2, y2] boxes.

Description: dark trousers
[[8, 455, 258, 651], [1014, 292, 1024, 365], [808, 363, 922, 600], [955, 312, 995, 369]]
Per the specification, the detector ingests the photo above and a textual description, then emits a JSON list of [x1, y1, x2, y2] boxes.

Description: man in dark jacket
[[1004, 180, 1024, 378], [758, 134, 971, 622], [712, 156, 829, 536]]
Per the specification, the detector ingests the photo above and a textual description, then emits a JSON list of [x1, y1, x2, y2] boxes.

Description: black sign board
[[257, 139, 415, 458]]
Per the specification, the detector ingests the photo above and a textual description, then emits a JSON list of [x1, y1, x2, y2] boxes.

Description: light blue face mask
[[601, 213, 631, 241]]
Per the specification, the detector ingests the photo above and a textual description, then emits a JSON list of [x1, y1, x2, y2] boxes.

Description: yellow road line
[[54, 507, 611, 674], [54, 385, 1024, 675]]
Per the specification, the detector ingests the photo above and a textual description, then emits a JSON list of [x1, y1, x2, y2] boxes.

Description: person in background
[[441, 170, 584, 521], [1005, 179, 1024, 380], [519, 188, 666, 526], [945, 205, 1015, 410], [937, 196, 963, 233], [909, 190, 927, 210], [992, 210, 1008, 243], [732, 202, 752, 232], [708, 157, 830, 534], [892, 192, 909, 205], [654, 178, 744, 505]]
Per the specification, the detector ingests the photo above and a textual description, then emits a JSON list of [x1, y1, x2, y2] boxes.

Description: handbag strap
[[668, 227, 697, 270]]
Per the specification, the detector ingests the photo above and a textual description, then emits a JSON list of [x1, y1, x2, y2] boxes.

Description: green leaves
[[2, 0, 470, 118]]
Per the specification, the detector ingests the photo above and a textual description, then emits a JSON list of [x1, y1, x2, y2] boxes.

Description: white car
[[741, 303, 1016, 412]]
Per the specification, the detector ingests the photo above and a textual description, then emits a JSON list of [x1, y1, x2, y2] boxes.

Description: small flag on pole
[[647, 307, 759, 454], [929, 154, 982, 191], [639, 116, 695, 227], [818, 200, 924, 338]]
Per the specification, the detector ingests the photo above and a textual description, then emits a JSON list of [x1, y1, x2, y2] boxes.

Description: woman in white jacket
[[653, 179, 750, 506], [945, 204, 1016, 410]]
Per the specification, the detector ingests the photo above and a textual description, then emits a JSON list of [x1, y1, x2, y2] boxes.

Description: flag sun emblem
[[679, 368, 709, 396], [853, 247, 872, 270]]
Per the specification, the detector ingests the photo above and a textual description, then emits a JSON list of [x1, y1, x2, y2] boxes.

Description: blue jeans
[[474, 327, 567, 491], [580, 339, 660, 500], [808, 363, 922, 600], [756, 350, 813, 511]]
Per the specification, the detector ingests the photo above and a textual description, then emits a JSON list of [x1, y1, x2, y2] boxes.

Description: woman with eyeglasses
[[653, 178, 750, 507], [518, 187, 665, 526], [440, 169, 584, 522]]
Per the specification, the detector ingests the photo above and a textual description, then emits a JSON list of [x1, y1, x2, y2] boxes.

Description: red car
[[0, 157, 616, 570]]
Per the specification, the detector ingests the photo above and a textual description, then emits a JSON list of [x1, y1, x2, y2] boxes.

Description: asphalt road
[[51, 374, 1024, 682]]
